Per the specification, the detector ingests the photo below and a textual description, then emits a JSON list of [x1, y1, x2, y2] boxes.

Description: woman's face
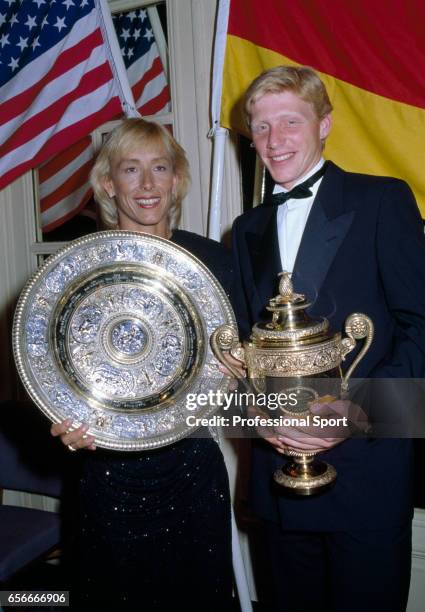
[[103, 142, 177, 238]]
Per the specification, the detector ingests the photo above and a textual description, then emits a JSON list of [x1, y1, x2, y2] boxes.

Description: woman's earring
[[249, 142, 256, 148]]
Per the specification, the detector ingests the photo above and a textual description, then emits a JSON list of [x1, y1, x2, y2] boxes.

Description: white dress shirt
[[276, 158, 325, 274]]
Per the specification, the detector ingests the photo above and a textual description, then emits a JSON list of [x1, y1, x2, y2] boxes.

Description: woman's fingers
[[218, 353, 246, 378], [51, 419, 96, 451], [50, 418, 73, 437]]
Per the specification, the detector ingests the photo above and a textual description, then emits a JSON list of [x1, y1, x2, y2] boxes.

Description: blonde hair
[[244, 65, 333, 126], [90, 118, 190, 229]]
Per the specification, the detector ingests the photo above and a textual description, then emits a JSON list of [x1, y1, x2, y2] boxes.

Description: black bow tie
[[267, 162, 328, 206]]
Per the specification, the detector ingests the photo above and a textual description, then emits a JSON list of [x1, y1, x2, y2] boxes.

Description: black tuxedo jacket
[[232, 161, 425, 531]]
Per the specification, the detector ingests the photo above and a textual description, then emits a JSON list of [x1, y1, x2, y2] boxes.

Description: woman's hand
[[51, 418, 96, 451], [218, 352, 246, 377], [218, 352, 246, 390]]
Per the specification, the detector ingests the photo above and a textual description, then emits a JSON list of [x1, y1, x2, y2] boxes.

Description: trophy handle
[[210, 324, 246, 382], [340, 313, 374, 393]]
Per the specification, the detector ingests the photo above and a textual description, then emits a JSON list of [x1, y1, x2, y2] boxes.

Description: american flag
[[39, 7, 170, 232], [0, 0, 127, 206], [114, 8, 170, 116]]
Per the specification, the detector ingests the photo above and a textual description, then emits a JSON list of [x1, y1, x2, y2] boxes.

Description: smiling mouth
[[271, 152, 294, 162], [135, 197, 161, 208]]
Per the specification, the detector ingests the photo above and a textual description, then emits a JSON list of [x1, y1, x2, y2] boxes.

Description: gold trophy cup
[[211, 272, 374, 495]]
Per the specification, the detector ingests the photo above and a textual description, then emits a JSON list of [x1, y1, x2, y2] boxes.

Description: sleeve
[[371, 180, 425, 378]]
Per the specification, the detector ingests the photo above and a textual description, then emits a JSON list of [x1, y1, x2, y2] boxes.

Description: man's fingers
[[277, 434, 343, 451], [265, 436, 287, 454], [310, 399, 369, 433], [277, 435, 323, 451]]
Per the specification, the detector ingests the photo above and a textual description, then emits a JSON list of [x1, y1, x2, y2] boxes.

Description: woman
[[51, 118, 233, 610]]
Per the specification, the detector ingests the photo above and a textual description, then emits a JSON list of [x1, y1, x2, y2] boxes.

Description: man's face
[[250, 90, 332, 189]]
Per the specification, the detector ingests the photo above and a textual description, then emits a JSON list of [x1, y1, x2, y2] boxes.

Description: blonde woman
[[52, 119, 233, 610]]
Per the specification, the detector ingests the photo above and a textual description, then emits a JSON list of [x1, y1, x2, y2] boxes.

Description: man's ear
[[102, 176, 115, 198], [319, 114, 332, 140]]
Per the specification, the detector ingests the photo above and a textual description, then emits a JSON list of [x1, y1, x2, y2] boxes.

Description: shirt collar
[[273, 158, 325, 194]]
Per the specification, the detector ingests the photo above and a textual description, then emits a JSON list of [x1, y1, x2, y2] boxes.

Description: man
[[231, 66, 425, 612]]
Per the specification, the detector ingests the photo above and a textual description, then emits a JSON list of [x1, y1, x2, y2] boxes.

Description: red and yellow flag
[[221, 0, 425, 215]]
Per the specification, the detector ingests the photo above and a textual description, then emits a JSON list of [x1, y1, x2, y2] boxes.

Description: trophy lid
[[252, 272, 331, 346]]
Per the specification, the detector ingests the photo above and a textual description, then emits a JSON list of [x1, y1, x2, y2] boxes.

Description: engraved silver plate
[[13, 231, 236, 450]]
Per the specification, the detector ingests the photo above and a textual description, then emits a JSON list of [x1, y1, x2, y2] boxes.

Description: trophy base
[[274, 457, 337, 496]]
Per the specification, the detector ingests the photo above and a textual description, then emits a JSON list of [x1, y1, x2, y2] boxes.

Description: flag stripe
[[131, 55, 164, 104], [227, 0, 425, 109], [1, 63, 114, 158], [0, 97, 121, 190], [5, 84, 119, 172], [137, 84, 170, 116], [2, 46, 110, 143], [39, 136, 92, 184], [134, 73, 169, 112], [40, 158, 94, 212], [42, 185, 93, 231], [0, 1, 125, 196], [125, 42, 159, 84], [0, 30, 104, 126], [0, 7, 100, 105], [221, 35, 425, 215]]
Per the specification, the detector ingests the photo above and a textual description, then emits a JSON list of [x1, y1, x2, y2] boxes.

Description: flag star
[[127, 11, 137, 21], [31, 35, 41, 50], [41, 15, 49, 28], [0, 33, 10, 48], [133, 28, 140, 40], [139, 9, 146, 21], [10, 12, 19, 26], [143, 28, 154, 42], [4, 0, 15, 5], [25, 15, 37, 30], [120, 28, 130, 42], [33, 0, 46, 7], [80, 0, 89, 6], [0, 13, 6, 27], [62, 0, 75, 9], [127, 47, 134, 59], [121, 47, 126, 57], [16, 36, 28, 51], [54, 16, 67, 31], [8, 56, 19, 71]]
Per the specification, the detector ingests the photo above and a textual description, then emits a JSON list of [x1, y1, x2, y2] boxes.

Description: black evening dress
[[67, 231, 234, 611]]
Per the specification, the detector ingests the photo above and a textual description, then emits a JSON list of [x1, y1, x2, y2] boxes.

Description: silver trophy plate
[[13, 231, 236, 450]]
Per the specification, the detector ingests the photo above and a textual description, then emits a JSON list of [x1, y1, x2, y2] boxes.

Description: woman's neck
[[118, 218, 172, 240]]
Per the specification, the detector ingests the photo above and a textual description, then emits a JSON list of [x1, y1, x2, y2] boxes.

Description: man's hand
[[258, 397, 368, 454], [247, 405, 287, 454]]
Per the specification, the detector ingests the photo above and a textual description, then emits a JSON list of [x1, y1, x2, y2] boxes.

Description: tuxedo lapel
[[246, 207, 281, 310], [291, 162, 355, 300]]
